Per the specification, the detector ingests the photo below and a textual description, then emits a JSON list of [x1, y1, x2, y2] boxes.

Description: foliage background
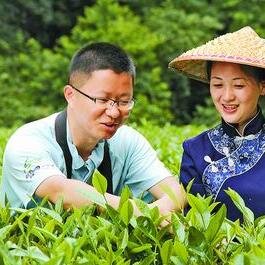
[[1, 0, 265, 127], [2, 2, 265, 262]]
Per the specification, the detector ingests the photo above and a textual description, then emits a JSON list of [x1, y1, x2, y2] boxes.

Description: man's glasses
[[69, 84, 135, 111]]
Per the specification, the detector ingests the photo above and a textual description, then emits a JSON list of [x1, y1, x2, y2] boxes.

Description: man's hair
[[68, 42, 135, 83]]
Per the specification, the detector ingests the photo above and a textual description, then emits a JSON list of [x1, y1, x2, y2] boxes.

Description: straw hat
[[168, 26, 265, 83]]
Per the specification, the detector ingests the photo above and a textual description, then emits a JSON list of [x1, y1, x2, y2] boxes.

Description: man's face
[[66, 69, 134, 143]]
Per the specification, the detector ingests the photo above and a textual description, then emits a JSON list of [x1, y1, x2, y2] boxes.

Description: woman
[[169, 26, 265, 221]]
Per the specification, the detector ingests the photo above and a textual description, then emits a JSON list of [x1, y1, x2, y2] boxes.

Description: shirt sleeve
[[179, 140, 206, 196], [1, 133, 65, 208], [115, 127, 171, 199]]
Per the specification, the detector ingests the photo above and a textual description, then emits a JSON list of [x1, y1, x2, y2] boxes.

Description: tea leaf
[[187, 193, 211, 229], [92, 172, 108, 195], [134, 198, 151, 217], [118, 185, 132, 211], [137, 253, 156, 264], [205, 204, 226, 243], [136, 216, 157, 242], [106, 204, 125, 229], [225, 188, 254, 226], [160, 239, 173, 264], [0, 225, 12, 240], [172, 241, 188, 263], [120, 200, 133, 225], [171, 213, 186, 243], [188, 226, 205, 247], [118, 229, 128, 250], [40, 207, 63, 223], [78, 188, 106, 207], [54, 196, 64, 213], [131, 243, 152, 253], [0, 239, 17, 265]]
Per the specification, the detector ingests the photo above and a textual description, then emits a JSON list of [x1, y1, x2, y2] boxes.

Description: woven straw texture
[[169, 26, 265, 83]]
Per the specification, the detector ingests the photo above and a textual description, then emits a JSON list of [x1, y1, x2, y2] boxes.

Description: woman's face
[[210, 62, 265, 134]]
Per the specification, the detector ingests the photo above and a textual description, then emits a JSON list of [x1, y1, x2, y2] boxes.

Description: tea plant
[[0, 128, 13, 174], [0, 123, 265, 264], [1, 184, 265, 264]]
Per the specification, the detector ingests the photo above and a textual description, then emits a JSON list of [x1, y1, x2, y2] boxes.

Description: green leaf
[[205, 204, 227, 243], [0, 225, 12, 240], [118, 229, 128, 250], [186, 193, 211, 230], [225, 188, 254, 226], [231, 253, 245, 265], [172, 241, 188, 264], [186, 179, 194, 194], [78, 188, 106, 206], [170, 256, 184, 265], [28, 246, 50, 262], [137, 253, 156, 265], [92, 172, 108, 194], [54, 196, 64, 213], [136, 216, 157, 242], [134, 198, 151, 217], [131, 244, 152, 253], [171, 213, 186, 243], [31, 226, 57, 241], [187, 193, 208, 213], [9, 246, 49, 262], [40, 207, 63, 223], [160, 239, 173, 265], [8, 248, 27, 257], [118, 185, 132, 209], [120, 200, 133, 225], [0, 239, 17, 265], [105, 204, 125, 229], [188, 226, 205, 247]]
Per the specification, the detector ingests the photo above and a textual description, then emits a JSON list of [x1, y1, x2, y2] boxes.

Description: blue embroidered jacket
[[180, 109, 265, 221]]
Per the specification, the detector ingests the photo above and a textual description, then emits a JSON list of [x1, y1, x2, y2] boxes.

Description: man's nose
[[105, 104, 120, 118]]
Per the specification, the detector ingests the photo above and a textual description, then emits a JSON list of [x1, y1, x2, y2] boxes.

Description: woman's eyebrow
[[211, 77, 246, 81], [232, 77, 245, 81], [211, 76, 223, 80]]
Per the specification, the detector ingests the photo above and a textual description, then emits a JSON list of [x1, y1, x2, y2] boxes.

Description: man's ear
[[64, 85, 75, 104], [260, 81, 265, 96]]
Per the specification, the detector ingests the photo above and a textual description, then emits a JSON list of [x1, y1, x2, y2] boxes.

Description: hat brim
[[169, 55, 265, 84], [169, 26, 265, 83]]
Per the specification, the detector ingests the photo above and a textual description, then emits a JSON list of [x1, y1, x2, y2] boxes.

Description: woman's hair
[[206, 61, 265, 84]]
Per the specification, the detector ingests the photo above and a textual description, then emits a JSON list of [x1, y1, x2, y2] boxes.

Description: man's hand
[[148, 176, 187, 216]]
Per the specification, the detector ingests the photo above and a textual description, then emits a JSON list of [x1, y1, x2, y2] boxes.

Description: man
[[1, 42, 186, 216]]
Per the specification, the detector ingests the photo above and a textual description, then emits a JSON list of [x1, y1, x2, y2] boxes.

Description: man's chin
[[102, 130, 118, 140]]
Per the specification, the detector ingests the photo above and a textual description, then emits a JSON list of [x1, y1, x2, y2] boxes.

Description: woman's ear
[[260, 81, 265, 96]]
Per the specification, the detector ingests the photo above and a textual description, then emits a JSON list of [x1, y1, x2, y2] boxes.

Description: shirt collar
[[66, 121, 105, 169], [222, 107, 265, 137]]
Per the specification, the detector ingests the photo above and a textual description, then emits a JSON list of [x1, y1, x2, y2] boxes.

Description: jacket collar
[[222, 107, 265, 137]]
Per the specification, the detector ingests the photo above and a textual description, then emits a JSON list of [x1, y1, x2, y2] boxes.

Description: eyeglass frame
[[68, 84, 135, 111]]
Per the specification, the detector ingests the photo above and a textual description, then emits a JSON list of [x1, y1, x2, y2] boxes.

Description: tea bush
[[0, 123, 265, 264]]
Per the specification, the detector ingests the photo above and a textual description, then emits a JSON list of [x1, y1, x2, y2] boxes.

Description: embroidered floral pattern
[[202, 126, 265, 200], [208, 125, 241, 154]]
